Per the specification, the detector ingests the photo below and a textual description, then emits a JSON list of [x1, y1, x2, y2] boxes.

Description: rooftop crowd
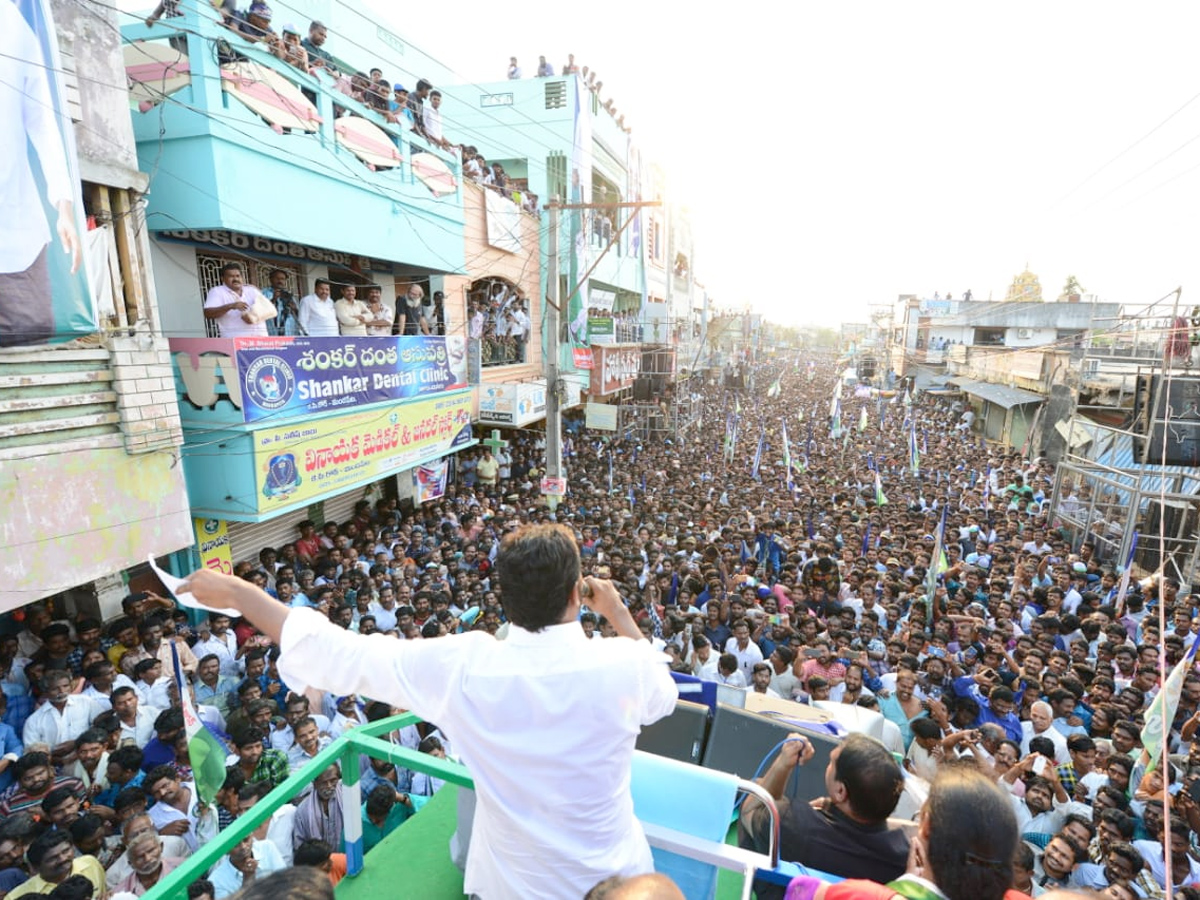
[[0, 351, 1194, 899]]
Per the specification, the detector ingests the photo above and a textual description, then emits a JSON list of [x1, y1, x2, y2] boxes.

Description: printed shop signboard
[[237, 335, 468, 423], [589, 344, 640, 396], [253, 391, 473, 511]]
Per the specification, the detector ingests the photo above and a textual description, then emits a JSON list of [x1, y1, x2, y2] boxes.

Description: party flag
[[874, 470, 888, 506], [859, 406, 869, 433], [171, 643, 227, 805], [925, 505, 949, 626], [909, 424, 920, 477], [1142, 631, 1200, 772], [1113, 533, 1139, 612], [751, 432, 765, 481]]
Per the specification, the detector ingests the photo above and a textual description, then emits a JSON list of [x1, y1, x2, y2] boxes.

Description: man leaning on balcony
[[298, 279, 339, 337], [334, 284, 371, 337], [204, 263, 275, 338]]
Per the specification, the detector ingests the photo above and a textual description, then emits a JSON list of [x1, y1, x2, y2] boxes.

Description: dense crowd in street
[[0, 351, 1195, 899]]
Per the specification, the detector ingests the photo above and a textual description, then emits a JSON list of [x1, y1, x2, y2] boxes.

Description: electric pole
[[540, 198, 660, 510]]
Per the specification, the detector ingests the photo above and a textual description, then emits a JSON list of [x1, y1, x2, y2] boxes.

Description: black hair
[[188, 880, 216, 900], [109, 745, 144, 773], [365, 783, 395, 818], [835, 733, 904, 823], [46, 874, 95, 900], [14, 751, 51, 777], [294, 839, 333, 867], [155, 708, 185, 734], [924, 763, 1017, 900], [26, 828, 72, 866], [494, 524, 580, 631], [42, 785, 77, 813]]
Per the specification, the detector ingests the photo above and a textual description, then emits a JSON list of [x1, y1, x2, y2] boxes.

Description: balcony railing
[[122, 7, 465, 268]]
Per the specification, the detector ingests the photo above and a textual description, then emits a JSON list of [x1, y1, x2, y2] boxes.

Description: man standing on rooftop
[[179, 524, 678, 900]]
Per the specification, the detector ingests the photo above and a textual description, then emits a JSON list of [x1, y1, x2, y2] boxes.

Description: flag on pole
[[767, 377, 781, 398], [925, 505, 949, 626], [628, 482, 635, 509], [859, 406, 869, 433], [1142, 631, 1200, 772], [874, 470, 888, 507], [607, 452, 614, 493], [909, 424, 920, 477], [782, 421, 794, 485], [171, 643, 227, 805], [861, 522, 871, 557], [1113, 533, 1139, 612], [830, 399, 842, 439], [751, 432, 765, 481], [982, 465, 991, 511]]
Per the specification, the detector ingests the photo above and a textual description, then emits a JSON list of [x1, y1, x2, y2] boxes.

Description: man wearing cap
[[178, 524, 676, 900], [234, 3, 281, 54]]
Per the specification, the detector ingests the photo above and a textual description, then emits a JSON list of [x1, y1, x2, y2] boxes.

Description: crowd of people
[[0, 351, 1196, 899]]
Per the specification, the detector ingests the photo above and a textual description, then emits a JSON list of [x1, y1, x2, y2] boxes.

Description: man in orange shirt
[[295, 839, 347, 886]]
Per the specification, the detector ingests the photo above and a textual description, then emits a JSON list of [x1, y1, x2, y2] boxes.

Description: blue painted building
[[121, 4, 479, 560]]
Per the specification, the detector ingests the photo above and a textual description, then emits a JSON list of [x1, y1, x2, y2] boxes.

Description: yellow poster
[[194, 517, 233, 576], [253, 391, 473, 511]]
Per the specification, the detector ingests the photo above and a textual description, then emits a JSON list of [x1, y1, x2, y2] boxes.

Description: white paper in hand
[[148, 555, 241, 617]]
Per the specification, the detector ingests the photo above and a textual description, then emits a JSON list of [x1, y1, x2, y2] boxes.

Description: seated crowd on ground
[[0, 355, 1195, 898]]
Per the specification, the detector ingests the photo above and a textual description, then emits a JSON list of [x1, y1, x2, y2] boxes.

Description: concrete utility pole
[[541, 198, 660, 510], [544, 199, 562, 509]]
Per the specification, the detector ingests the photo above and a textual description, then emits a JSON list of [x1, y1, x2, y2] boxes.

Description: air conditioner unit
[[1016, 328, 1034, 340]]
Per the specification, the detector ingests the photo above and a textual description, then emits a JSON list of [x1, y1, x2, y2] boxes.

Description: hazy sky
[[120, 0, 1200, 328]]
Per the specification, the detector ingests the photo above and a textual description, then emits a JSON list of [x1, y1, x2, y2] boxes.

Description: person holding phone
[[178, 524, 677, 900]]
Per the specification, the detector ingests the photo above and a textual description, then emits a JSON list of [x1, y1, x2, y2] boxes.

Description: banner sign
[[585, 402, 619, 431], [589, 317, 615, 344], [237, 335, 468, 423], [413, 458, 449, 503], [193, 518, 233, 576], [2, 0, 97, 347], [254, 391, 473, 511], [477, 381, 548, 427], [589, 344, 641, 396]]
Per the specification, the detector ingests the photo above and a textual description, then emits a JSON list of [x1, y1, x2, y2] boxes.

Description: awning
[[1054, 419, 1095, 449], [947, 377, 1043, 409]]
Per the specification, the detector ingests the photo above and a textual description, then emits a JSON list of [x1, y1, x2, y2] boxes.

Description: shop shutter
[[226, 488, 366, 567]]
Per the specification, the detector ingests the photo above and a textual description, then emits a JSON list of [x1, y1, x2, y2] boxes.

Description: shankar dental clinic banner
[[236, 335, 468, 423]]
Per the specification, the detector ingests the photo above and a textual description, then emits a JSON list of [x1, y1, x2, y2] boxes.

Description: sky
[[119, 1, 1200, 329]]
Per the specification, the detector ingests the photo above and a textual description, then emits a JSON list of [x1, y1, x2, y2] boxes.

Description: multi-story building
[[1, 0, 193, 613], [446, 73, 702, 432], [892, 275, 1120, 452], [119, 4, 546, 563]]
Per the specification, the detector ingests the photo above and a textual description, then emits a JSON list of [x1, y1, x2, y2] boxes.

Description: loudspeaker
[[1133, 375, 1200, 466], [633, 376, 653, 401], [636, 700, 710, 764], [1135, 498, 1199, 572], [701, 703, 842, 801]]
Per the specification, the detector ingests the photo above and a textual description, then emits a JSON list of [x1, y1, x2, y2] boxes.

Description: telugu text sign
[[253, 391, 473, 511], [236, 335, 468, 423]]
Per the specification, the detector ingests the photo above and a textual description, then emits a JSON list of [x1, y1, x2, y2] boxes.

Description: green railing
[[148, 713, 473, 900]]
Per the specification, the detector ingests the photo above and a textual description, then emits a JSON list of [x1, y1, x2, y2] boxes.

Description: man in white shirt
[[422, 90, 451, 150], [723, 619, 765, 680], [298, 279, 339, 336], [1020, 701, 1070, 763], [203, 263, 273, 338], [178, 523, 677, 900], [364, 285, 394, 336], [192, 614, 242, 679], [22, 670, 99, 762], [111, 686, 159, 749]]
